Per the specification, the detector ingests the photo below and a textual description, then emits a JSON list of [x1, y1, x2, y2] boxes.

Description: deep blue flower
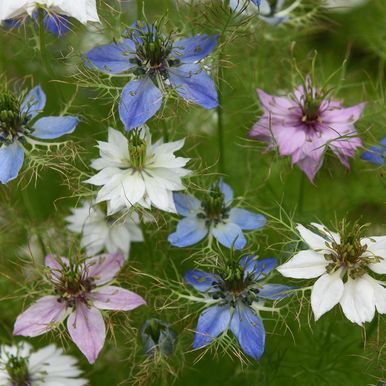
[[3, 11, 70, 37], [85, 21, 219, 131], [360, 137, 386, 166], [168, 180, 266, 250], [0, 86, 79, 184], [185, 256, 293, 360]]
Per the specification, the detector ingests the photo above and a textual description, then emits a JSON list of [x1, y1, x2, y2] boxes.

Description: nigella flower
[[168, 180, 266, 250], [0, 0, 100, 35], [85, 21, 218, 130], [360, 137, 386, 166], [0, 85, 79, 184], [14, 253, 146, 363], [277, 223, 386, 325], [249, 79, 365, 181], [66, 200, 144, 259], [141, 319, 177, 357], [185, 256, 293, 360], [258, 0, 300, 25], [86, 127, 190, 214], [0, 341, 87, 385]]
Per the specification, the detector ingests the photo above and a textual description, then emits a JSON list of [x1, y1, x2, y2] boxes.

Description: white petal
[[339, 276, 376, 325], [361, 236, 386, 274], [311, 270, 344, 321], [277, 250, 327, 279], [310, 222, 341, 244], [296, 223, 330, 251], [0, 0, 30, 20]]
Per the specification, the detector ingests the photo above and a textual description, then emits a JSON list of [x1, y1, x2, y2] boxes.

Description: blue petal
[[0, 142, 24, 184], [229, 208, 266, 230], [2, 18, 23, 29], [20, 86, 46, 120], [173, 192, 201, 216], [31, 116, 79, 139], [380, 137, 386, 147], [230, 304, 265, 361], [43, 13, 70, 37], [119, 78, 163, 131], [171, 35, 218, 63], [168, 217, 208, 247], [360, 146, 384, 165], [258, 284, 294, 300], [252, 0, 262, 5], [240, 256, 277, 280], [184, 270, 220, 292], [212, 222, 246, 250], [168, 64, 218, 109], [193, 305, 231, 349], [85, 39, 137, 74], [218, 178, 233, 205]]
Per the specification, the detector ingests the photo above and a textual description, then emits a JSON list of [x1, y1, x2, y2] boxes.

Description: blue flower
[[185, 256, 293, 360], [168, 180, 266, 250], [360, 137, 386, 166], [3, 11, 70, 37], [85, 21, 219, 131], [0, 86, 79, 184]]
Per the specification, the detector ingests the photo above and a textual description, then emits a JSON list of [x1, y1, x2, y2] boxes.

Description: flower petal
[[90, 286, 146, 311], [43, 13, 70, 36], [193, 305, 231, 349], [0, 142, 24, 184], [20, 85, 46, 120], [173, 192, 201, 216], [229, 208, 266, 230], [184, 270, 221, 292], [171, 35, 218, 63], [339, 276, 376, 325], [230, 304, 265, 361], [13, 296, 67, 337], [240, 256, 277, 279], [361, 236, 386, 274], [67, 302, 106, 364], [119, 78, 163, 131], [85, 39, 136, 74], [86, 253, 124, 285], [296, 224, 330, 250], [276, 250, 327, 279], [311, 271, 344, 321], [168, 64, 218, 109], [258, 284, 294, 300], [31, 116, 79, 139], [168, 217, 208, 247], [219, 179, 233, 205], [212, 222, 246, 250]]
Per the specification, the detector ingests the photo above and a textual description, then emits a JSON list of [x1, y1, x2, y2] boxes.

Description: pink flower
[[249, 81, 365, 181], [13, 253, 145, 364]]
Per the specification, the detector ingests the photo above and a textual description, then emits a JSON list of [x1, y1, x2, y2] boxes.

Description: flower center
[[199, 186, 230, 226], [129, 22, 174, 79], [51, 262, 95, 306], [324, 224, 382, 279], [0, 91, 25, 143], [128, 130, 147, 170], [5, 354, 31, 386], [301, 93, 321, 125]]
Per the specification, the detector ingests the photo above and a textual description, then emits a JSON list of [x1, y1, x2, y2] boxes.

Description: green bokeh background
[[0, 1, 385, 385]]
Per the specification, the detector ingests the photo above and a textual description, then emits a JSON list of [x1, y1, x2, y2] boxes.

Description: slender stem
[[217, 54, 225, 174], [136, 0, 143, 19], [297, 172, 306, 215], [37, 8, 54, 78]]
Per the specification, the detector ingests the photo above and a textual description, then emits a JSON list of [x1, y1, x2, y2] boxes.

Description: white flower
[[86, 127, 190, 215], [277, 223, 386, 325], [0, 341, 87, 386], [66, 200, 143, 258], [0, 0, 100, 24]]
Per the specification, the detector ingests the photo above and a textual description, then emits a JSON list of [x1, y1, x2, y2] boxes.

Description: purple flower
[[85, 21, 219, 131], [185, 256, 293, 360], [0, 85, 79, 184], [360, 137, 386, 166], [249, 80, 365, 181], [13, 253, 145, 364], [168, 180, 266, 250]]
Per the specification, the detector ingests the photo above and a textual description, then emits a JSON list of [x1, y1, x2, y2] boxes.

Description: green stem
[[37, 8, 54, 78], [136, 0, 143, 19], [297, 172, 306, 215], [217, 53, 225, 174]]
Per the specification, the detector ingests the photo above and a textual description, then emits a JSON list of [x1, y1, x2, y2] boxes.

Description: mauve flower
[[249, 81, 365, 181], [14, 253, 145, 364]]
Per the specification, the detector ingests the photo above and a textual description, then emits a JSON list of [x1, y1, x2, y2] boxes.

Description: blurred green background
[[0, 0, 385, 385]]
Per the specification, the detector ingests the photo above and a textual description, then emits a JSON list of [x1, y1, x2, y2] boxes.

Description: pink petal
[[85, 253, 124, 285], [249, 117, 273, 142], [13, 296, 67, 337], [90, 286, 146, 311], [272, 124, 306, 156], [321, 103, 365, 124], [45, 255, 69, 269], [67, 301, 106, 364], [257, 89, 296, 115], [297, 155, 324, 182]]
